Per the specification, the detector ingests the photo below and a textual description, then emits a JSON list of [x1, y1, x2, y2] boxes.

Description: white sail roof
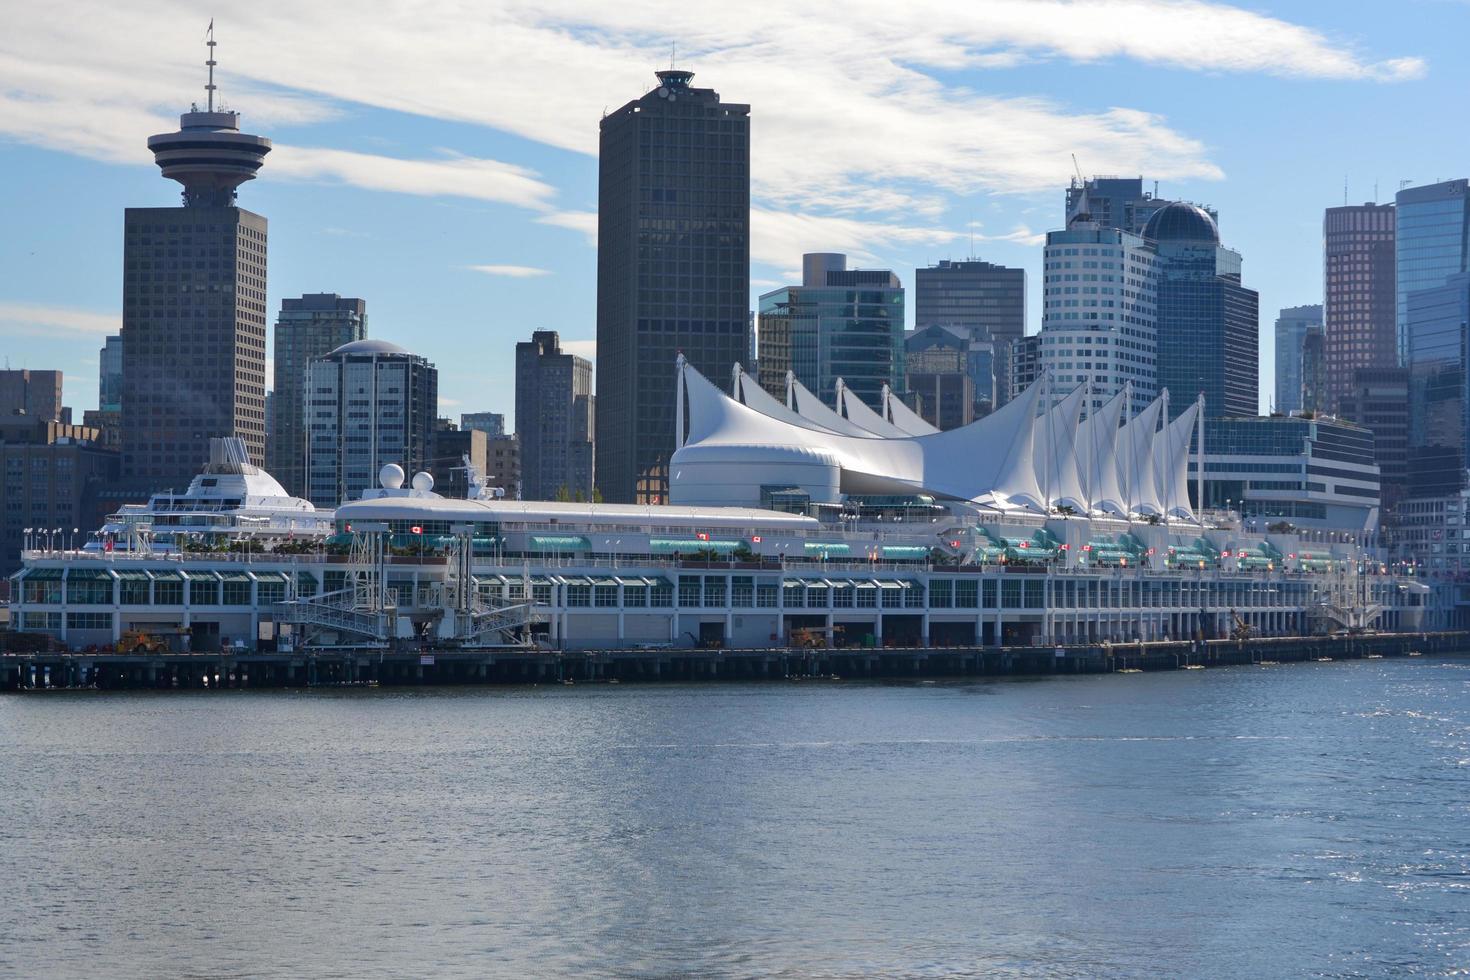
[[884, 383, 942, 436], [1154, 397, 1201, 521], [837, 380, 910, 437], [678, 359, 1045, 508], [1077, 386, 1128, 515], [1117, 394, 1165, 516], [787, 374, 885, 438], [732, 366, 849, 436], [1036, 382, 1088, 512]]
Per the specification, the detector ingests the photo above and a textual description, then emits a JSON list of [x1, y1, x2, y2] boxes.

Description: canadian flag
[[104, 536, 114, 553], [411, 525, 423, 534]]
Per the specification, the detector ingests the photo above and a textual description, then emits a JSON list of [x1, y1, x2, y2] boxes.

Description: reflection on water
[[1, 660, 1467, 978]]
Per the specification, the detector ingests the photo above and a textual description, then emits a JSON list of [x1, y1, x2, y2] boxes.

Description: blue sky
[[0, 1, 1463, 426]]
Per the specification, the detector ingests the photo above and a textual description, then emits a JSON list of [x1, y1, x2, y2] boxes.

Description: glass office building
[[758, 254, 904, 411], [1148, 203, 1259, 419], [1397, 180, 1470, 362], [1273, 304, 1322, 415]]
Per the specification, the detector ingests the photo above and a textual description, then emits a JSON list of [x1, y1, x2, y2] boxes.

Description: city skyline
[[0, 4, 1461, 428]]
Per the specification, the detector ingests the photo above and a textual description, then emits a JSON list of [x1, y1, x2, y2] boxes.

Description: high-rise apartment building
[[1038, 224, 1159, 415], [485, 434, 521, 498], [1273, 305, 1323, 415], [460, 413, 506, 437], [304, 340, 437, 507], [1150, 203, 1259, 418], [270, 293, 368, 497], [515, 330, 595, 500], [913, 259, 1024, 407], [757, 253, 905, 410], [122, 44, 271, 489], [98, 336, 124, 413], [595, 68, 750, 503], [1322, 204, 1395, 415], [1065, 176, 1217, 237]]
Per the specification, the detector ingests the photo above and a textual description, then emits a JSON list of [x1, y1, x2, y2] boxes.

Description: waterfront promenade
[[4, 630, 1465, 691]]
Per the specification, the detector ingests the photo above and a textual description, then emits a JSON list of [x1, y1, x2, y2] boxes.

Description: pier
[[3, 631, 1466, 691]]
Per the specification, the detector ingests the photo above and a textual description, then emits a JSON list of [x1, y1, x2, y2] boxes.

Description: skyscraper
[[304, 340, 437, 507], [1150, 202, 1259, 418], [122, 34, 271, 488], [757, 253, 905, 410], [270, 293, 368, 496], [98, 336, 124, 413], [1065, 176, 1217, 236], [1273, 304, 1323, 414], [1037, 223, 1159, 415], [0, 370, 63, 422], [515, 330, 595, 500], [1323, 203, 1395, 415], [595, 68, 750, 503], [1397, 180, 1470, 362], [913, 259, 1024, 407]]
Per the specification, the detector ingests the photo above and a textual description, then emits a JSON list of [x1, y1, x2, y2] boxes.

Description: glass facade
[[1405, 274, 1470, 495], [1397, 180, 1470, 364], [270, 294, 367, 498], [1272, 305, 1322, 415]]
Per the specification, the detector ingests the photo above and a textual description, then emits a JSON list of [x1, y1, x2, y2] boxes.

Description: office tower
[[907, 324, 994, 421], [595, 67, 750, 503], [1272, 305, 1323, 414], [122, 38, 271, 488], [1323, 204, 1395, 414], [1301, 326, 1327, 414], [902, 333, 975, 431], [1150, 203, 1259, 419], [1397, 181, 1470, 496], [1397, 181, 1469, 361], [0, 417, 118, 576], [0, 370, 64, 422], [1008, 334, 1041, 402], [304, 340, 437, 507], [757, 253, 905, 410], [1338, 367, 1409, 512], [98, 336, 124, 413], [271, 294, 368, 496], [460, 412, 506, 437], [1403, 273, 1470, 496], [515, 330, 595, 500], [1065, 176, 1217, 236], [427, 421, 487, 500], [756, 304, 792, 401], [914, 259, 1024, 407], [1037, 224, 1159, 415]]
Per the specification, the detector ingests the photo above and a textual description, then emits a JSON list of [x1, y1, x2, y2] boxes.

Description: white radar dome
[[411, 471, 435, 492], [379, 463, 405, 489]]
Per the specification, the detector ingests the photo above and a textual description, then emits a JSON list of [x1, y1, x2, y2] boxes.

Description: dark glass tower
[[1148, 203, 1258, 418], [271, 294, 367, 497], [595, 68, 750, 504], [121, 34, 271, 488]]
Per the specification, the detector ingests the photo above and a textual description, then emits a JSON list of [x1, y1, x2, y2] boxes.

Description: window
[[65, 577, 112, 605], [222, 579, 252, 605], [594, 585, 618, 607], [66, 612, 111, 630], [566, 585, 591, 607], [153, 579, 184, 605]]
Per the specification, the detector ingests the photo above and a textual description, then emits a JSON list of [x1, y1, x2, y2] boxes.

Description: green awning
[[186, 571, 220, 583], [149, 569, 184, 581], [529, 535, 590, 551], [116, 570, 153, 581], [250, 571, 288, 583], [649, 538, 743, 554], [615, 576, 647, 587], [645, 576, 673, 588], [880, 545, 930, 558], [560, 575, 592, 586], [220, 571, 252, 582], [23, 567, 63, 581], [66, 567, 116, 580], [592, 577, 618, 587], [875, 580, 904, 589], [805, 542, 852, 556]]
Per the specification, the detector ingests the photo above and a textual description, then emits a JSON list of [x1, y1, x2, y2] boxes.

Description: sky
[[0, 0, 1464, 429]]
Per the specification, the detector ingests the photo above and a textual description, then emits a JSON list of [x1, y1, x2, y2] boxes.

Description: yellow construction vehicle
[[1229, 609, 1253, 641], [118, 627, 188, 654]]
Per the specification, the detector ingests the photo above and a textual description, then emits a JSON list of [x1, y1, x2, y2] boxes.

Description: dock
[[3, 631, 1467, 691]]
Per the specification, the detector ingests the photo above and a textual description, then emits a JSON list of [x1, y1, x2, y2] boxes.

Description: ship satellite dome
[[411, 471, 435, 492], [379, 463, 405, 490]]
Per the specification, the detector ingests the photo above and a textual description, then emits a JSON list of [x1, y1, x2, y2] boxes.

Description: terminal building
[[7, 364, 1432, 652]]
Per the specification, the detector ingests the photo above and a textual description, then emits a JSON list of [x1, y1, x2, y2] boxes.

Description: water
[[1, 659, 1467, 979]]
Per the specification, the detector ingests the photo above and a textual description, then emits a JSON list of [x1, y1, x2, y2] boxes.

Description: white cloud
[[272, 145, 558, 209], [0, 302, 120, 338], [536, 211, 598, 245], [466, 264, 552, 278], [752, 209, 963, 269], [560, 340, 597, 363]]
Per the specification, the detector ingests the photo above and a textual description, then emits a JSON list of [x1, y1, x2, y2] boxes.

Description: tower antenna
[[205, 19, 217, 112]]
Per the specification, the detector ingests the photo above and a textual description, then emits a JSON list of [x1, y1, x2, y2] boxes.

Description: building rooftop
[[326, 338, 411, 357], [1143, 202, 1220, 244]]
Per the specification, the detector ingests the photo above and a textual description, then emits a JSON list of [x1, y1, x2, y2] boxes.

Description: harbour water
[[1, 659, 1466, 978]]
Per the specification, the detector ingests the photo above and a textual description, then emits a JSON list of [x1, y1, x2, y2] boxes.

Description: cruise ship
[[7, 364, 1436, 653]]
